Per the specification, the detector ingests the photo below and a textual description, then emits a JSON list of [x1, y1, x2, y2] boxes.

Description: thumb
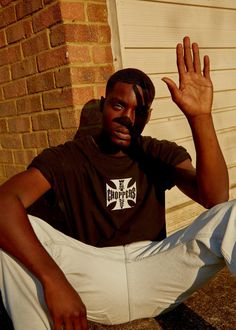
[[162, 77, 181, 102]]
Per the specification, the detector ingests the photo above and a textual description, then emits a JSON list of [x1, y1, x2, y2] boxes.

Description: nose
[[124, 107, 135, 125]]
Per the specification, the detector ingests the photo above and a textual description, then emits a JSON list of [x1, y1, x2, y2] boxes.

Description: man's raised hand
[[162, 36, 213, 119]]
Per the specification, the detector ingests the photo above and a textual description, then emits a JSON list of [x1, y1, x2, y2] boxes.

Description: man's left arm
[[163, 36, 229, 208]]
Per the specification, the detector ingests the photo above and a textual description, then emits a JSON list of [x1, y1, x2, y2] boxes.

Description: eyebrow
[[108, 97, 127, 106]]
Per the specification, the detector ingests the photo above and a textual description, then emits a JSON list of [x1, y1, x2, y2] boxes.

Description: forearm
[[0, 192, 66, 287], [188, 113, 229, 207]]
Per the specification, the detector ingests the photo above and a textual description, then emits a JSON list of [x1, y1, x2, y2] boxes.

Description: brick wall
[[0, 0, 114, 183]]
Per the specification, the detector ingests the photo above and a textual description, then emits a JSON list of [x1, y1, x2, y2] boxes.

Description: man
[[0, 36, 234, 330]]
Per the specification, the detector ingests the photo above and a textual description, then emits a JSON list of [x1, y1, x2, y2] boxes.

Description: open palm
[[163, 37, 213, 119]]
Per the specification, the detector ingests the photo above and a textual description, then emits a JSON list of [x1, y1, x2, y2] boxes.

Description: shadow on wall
[[26, 98, 102, 230], [74, 98, 102, 139]]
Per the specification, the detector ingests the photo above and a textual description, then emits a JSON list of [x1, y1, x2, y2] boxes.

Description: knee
[[213, 199, 236, 213], [208, 199, 236, 227]]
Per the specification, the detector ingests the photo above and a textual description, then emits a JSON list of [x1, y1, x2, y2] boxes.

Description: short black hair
[[105, 68, 155, 107]]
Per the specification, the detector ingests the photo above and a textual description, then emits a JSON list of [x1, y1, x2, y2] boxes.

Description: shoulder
[[28, 135, 94, 176], [140, 135, 191, 166]]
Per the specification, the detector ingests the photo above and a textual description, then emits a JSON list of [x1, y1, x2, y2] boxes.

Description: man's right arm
[[0, 168, 88, 330]]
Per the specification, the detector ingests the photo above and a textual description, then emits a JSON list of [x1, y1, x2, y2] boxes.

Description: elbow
[[201, 190, 229, 209]]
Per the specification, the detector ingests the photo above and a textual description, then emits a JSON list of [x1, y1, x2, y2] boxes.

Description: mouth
[[114, 126, 131, 141]]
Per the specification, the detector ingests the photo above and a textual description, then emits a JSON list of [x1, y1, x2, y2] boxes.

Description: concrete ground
[[1, 267, 235, 329]]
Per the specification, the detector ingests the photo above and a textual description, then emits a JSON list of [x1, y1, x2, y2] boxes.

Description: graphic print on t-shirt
[[106, 178, 136, 210]]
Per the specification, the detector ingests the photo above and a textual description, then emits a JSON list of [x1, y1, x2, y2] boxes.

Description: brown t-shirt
[[28, 135, 190, 247]]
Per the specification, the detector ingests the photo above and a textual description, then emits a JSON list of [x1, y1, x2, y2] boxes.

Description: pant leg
[[0, 216, 129, 329], [1, 201, 236, 327], [124, 200, 236, 321]]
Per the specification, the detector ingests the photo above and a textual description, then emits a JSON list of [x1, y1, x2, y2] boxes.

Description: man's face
[[101, 81, 151, 150]]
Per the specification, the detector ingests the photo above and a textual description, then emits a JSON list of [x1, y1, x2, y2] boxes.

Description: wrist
[[187, 113, 213, 125], [38, 263, 67, 288]]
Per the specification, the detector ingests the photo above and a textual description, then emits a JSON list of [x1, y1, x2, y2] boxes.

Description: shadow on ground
[[1, 267, 235, 329]]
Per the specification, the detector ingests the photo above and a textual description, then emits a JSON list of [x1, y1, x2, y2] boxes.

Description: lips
[[113, 125, 131, 141]]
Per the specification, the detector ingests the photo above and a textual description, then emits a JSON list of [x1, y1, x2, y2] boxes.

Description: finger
[[54, 317, 64, 330], [162, 77, 181, 102], [81, 316, 88, 330], [183, 36, 194, 72], [203, 55, 211, 79], [176, 43, 185, 77], [192, 42, 201, 73], [73, 316, 88, 330], [64, 319, 73, 330]]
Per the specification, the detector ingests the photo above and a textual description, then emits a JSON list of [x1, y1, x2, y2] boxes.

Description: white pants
[[1, 200, 236, 329]]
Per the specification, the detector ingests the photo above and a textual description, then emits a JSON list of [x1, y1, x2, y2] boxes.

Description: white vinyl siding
[[107, 0, 236, 232]]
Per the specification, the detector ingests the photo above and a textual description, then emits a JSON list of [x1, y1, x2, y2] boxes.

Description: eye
[[112, 103, 125, 111]]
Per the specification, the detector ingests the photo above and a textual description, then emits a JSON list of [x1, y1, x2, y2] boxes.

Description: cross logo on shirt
[[106, 178, 136, 210]]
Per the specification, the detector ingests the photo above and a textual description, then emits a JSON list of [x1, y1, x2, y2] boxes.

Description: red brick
[[0, 30, 6, 48], [0, 163, 5, 173], [87, 3, 108, 23], [13, 149, 37, 165], [0, 100, 17, 117], [43, 0, 57, 4], [70, 67, 96, 84], [17, 95, 43, 114], [50, 24, 97, 47], [93, 25, 111, 44], [0, 119, 7, 132], [43, 88, 73, 109], [60, 109, 80, 129], [11, 57, 37, 79], [0, 0, 15, 6], [5, 164, 26, 178], [6, 21, 26, 44], [0, 133, 22, 148], [23, 132, 48, 148], [60, 2, 85, 21], [65, 45, 91, 64], [22, 31, 49, 57], [50, 24, 65, 46], [95, 85, 106, 98], [32, 3, 62, 33], [16, 0, 42, 20], [0, 4, 16, 28], [3, 79, 27, 99], [55, 67, 71, 87], [37, 45, 69, 72], [48, 128, 75, 146], [8, 116, 31, 133], [27, 71, 55, 94], [0, 149, 13, 163], [0, 45, 22, 66], [0, 88, 3, 101], [32, 112, 60, 130], [92, 45, 113, 64], [72, 86, 94, 106], [0, 66, 10, 84], [23, 19, 34, 38], [0, 165, 6, 180], [70, 65, 113, 85], [95, 65, 114, 82]]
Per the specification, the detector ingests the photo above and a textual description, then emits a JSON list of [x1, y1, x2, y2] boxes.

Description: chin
[[112, 139, 131, 149]]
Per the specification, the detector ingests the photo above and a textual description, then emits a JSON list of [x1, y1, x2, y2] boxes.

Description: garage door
[[107, 0, 236, 232]]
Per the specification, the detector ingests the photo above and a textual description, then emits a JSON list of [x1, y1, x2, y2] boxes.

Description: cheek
[[103, 109, 119, 125], [102, 112, 115, 130]]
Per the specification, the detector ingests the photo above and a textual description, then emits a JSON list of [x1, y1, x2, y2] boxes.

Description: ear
[[100, 96, 105, 112]]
